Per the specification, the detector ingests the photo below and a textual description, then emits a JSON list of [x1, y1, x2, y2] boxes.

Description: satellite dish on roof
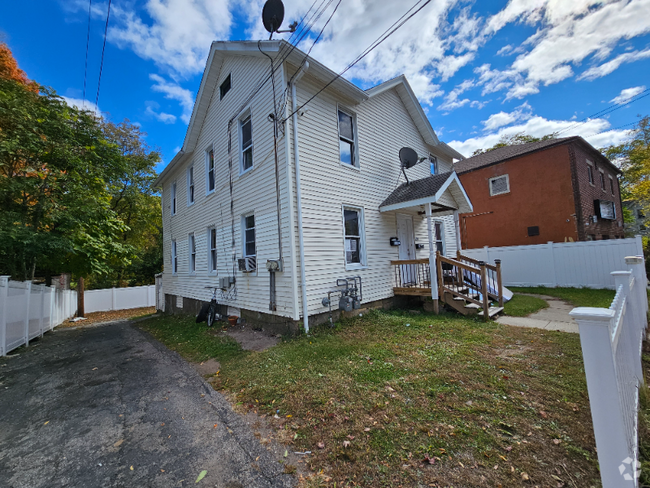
[[262, 0, 285, 35], [399, 147, 419, 169]]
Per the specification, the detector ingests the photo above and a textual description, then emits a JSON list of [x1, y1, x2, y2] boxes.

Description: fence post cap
[[0, 276, 9, 283], [569, 307, 615, 322], [624, 256, 644, 265]]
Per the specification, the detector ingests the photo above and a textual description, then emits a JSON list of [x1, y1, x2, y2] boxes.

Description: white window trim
[[239, 110, 253, 175], [188, 233, 196, 275], [171, 181, 177, 216], [187, 166, 194, 206], [208, 227, 217, 275], [337, 105, 360, 169], [342, 205, 367, 270], [171, 239, 178, 275], [205, 147, 215, 195], [488, 174, 510, 196], [429, 154, 438, 175]]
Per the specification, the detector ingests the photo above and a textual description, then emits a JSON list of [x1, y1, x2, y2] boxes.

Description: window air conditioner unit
[[238, 257, 256, 273]]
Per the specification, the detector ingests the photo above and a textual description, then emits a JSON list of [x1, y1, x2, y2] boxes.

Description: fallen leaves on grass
[[195, 470, 207, 483]]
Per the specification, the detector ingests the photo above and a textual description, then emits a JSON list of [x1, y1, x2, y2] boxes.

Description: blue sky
[[3, 0, 650, 172]]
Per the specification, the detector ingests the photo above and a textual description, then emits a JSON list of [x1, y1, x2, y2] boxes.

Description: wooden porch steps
[[478, 306, 504, 319]]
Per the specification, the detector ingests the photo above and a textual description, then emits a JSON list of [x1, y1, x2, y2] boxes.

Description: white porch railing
[[0, 276, 77, 357], [570, 256, 649, 488]]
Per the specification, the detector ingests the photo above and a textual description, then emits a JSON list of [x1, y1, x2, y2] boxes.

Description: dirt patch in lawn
[[59, 307, 156, 328], [219, 324, 281, 352], [191, 358, 221, 376]]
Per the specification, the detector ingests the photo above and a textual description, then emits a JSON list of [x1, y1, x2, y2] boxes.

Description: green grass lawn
[[503, 294, 548, 317], [508, 286, 617, 308], [140, 310, 602, 487]]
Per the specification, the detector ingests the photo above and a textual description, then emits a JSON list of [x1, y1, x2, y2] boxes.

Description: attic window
[[220, 74, 231, 100], [489, 174, 510, 196]]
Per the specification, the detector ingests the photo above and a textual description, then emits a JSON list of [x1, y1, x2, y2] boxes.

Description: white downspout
[[291, 62, 310, 333]]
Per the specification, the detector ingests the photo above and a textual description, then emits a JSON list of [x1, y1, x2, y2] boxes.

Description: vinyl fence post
[[483, 245, 489, 264], [0, 276, 9, 357], [39, 284, 45, 337], [49, 287, 55, 330], [625, 256, 647, 338], [548, 241, 557, 287], [24, 281, 32, 348], [112, 287, 117, 311], [570, 306, 635, 488]]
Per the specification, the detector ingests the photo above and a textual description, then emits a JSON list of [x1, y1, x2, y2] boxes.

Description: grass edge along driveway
[[140, 308, 610, 487]]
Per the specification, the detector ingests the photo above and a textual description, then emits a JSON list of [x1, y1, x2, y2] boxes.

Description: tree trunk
[[77, 276, 85, 318]]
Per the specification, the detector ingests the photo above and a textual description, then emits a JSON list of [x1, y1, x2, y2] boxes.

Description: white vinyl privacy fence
[[84, 285, 156, 314], [570, 256, 649, 487], [463, 236, 645, 289], [0, 276, 77, 356]]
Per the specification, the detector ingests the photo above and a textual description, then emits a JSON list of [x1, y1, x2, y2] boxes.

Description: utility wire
[[283, 0, 433, 123], [556, 88, 650, 136], [95, 0, 112, 111], [82, 0, 92, 109]]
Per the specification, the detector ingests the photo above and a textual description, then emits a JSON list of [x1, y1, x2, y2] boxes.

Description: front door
[[396, 214, 416, 285]]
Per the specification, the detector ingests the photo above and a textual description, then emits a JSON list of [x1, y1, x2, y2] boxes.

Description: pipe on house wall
[[291, 62, 310, 333]]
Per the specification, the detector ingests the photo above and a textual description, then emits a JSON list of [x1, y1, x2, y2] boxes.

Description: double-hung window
[[610, 176, 615, 195], [243, 214, 256, 258], [434, 222, 444, 254], [600, 171, 606, 191], [343, 206, 365, 268], [338, 109, 356, 166], [188, 233, 196, 274], [171, 182, 177, 215], [171, 240, 178, 274], [241, 115, 253, 172], [187, 166, 194, 205], [587, 161, 594, 185], [206, 149, 215, 193], [208, 227, 217, 273]]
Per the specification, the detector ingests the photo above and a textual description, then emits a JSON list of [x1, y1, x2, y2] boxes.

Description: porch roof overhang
[[379, 171, 473, 214]]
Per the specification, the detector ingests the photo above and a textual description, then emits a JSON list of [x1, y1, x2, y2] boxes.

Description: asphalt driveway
[[0, 321, 295, 488]]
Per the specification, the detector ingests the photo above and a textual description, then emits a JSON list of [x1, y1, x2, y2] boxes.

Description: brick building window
[[587, 162, 594, 185], [600, 171, 606, 191]]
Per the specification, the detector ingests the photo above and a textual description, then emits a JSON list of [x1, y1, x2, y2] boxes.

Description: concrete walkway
[[0, 321, 295, 488], [497, 294, 579, 333]]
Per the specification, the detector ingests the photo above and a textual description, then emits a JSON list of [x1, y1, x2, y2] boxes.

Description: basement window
[[489, 174, 510, 196], [220, 74, 231, 100]]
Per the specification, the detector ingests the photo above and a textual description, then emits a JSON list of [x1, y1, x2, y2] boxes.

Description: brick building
[[454, 137, 624, 249]]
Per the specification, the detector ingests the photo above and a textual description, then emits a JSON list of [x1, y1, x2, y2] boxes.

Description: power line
[[283, 0, 433, 123], [556, 88, 650, 136], [582, 120, 639, 139], [82, 0, 92, 109], [95, 0, 112, 111]]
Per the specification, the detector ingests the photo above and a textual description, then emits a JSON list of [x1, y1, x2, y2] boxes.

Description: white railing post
[[569, 306, 635, 488], [0, 276, 9, 357], [23, 281, 32, 347]]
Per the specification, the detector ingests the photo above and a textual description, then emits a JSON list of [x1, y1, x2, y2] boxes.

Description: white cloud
[[448, 114, 633, 156], [107, 0, 233, 78], [477, 0, 650, 99], [579, 48, 650, 80], [145, 101, 177, 124], [481, 102, 532, 131], [610, 85, 646, 105], [61, 96, 102, 116], [150, 74, 194, 124], [437, 79, 474, 111]]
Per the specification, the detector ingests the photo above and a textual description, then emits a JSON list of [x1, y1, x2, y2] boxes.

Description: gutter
[[291, 62, 310, 333]]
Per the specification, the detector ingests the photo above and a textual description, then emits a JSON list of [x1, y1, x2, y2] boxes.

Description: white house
[[154, 40, 473, 333]]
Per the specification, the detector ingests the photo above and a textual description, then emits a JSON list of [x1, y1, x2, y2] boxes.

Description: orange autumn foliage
[[0, 42, 38, 92]]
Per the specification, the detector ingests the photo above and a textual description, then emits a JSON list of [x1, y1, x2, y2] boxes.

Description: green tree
[[0, 77, 132, 281], [472, 132, 558, 156]]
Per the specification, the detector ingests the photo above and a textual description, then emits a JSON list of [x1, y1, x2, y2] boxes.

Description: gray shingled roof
[[453, 137, 578, 174], [380, 172, 452, 208]]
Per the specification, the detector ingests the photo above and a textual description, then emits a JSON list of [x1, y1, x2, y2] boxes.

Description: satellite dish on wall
[[399, 147, 419, 169], [262, 0, 285, 35]]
